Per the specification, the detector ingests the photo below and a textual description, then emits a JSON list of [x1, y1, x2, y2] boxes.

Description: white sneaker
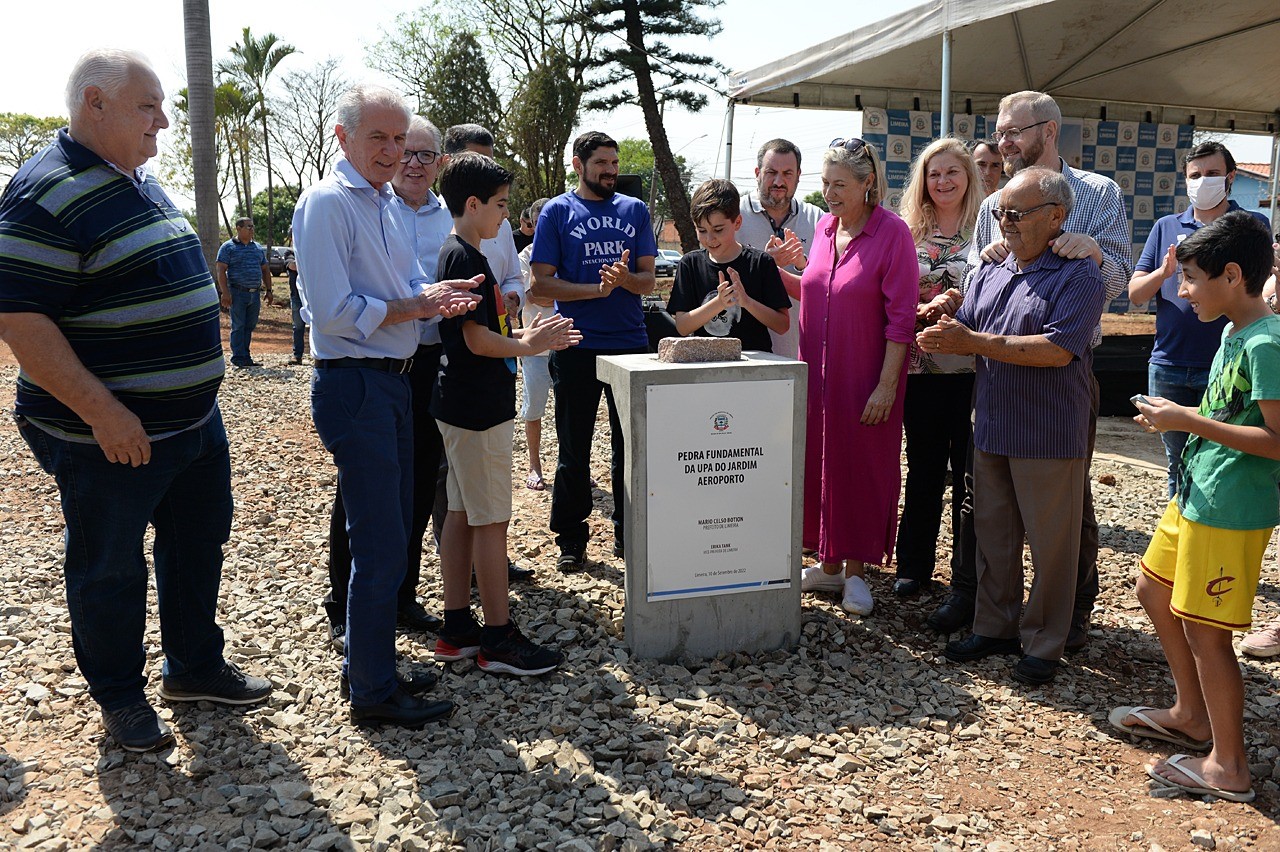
[[801, 564, 845, 593], [1240, 617, 1280, 658], [841, 574, 874, 616]]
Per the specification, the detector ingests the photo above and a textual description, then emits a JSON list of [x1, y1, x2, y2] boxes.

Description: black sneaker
[[101, 701, 175, 753], [397, 600, 443, 633], [478, 625, 564, 676], [158, 662, 272, 705], [557, 546, 585, 573], [329, 622, 346, 651], [434, 623, 483, 662], [340, 669, 438, 701]]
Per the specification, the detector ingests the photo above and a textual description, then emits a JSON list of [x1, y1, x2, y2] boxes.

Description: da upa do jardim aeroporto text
[[677, 446, 764, 486]]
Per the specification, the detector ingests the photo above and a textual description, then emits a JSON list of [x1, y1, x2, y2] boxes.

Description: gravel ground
[[2, 346, 1280, 851]]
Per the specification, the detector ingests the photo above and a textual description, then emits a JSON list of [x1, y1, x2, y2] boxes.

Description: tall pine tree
[[574, 0, 723, 251]]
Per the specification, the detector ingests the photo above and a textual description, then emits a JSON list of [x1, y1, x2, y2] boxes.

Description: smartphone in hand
[[1130, 393, 1151, 407]]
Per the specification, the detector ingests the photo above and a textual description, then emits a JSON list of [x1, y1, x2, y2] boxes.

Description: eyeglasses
[[829, 137, 869, 157], [400, 149, 439, 165], [990, 120, 1049, 143], [990, 202, 1060, 223]]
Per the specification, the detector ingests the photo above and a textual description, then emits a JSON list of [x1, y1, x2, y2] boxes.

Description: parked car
[[660, 249, 682, 263], [268, 245, 294, 276], [654, 251, 676, 278]]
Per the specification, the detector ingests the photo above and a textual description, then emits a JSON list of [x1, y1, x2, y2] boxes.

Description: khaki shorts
[[1141, 500, 1270, 631], [439, 419, 515, 526]]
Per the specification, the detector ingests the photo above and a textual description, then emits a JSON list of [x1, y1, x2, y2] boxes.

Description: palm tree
[[182, 0, 219, 268], [220, 27, 296, 253]]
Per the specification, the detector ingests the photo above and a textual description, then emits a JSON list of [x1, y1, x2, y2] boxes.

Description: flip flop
[[1146, 753, 1256, 803], [1108, 705, 1213, 752], [525, 472, 545, 491]]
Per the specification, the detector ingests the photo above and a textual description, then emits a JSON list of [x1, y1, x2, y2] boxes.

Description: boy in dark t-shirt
[[666, 179, 790, 352], [430, 153, 581, 677]]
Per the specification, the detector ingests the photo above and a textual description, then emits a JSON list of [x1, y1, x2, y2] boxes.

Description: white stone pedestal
[[597, 352, 806, 660]]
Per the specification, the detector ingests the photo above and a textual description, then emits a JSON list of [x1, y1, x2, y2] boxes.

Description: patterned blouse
[[909, 231, 974, 375]]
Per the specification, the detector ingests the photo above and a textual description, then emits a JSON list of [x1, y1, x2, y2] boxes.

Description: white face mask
[[1187, 175, 1228, 210]]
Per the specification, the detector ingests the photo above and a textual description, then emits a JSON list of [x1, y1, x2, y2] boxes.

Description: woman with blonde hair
[[798, 138, 918, 616], [892, 137, 984, 613]]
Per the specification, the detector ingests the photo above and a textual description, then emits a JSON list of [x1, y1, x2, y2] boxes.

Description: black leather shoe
[[893, 578, 928, 597], [1013, 655, 1059, 685], [340, 669, 439, 701], [397, 601, 443, 633], [944, 633, 1022, 662], [1064, 620, 1089, 653], [507, 559, 535, 583], [557, 546, 585, 573], [612, 541, 624, 559], [350, 686, 455, 727], [926, 593, 974, 633]]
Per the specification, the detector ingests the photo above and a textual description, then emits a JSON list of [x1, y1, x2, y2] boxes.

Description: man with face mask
[[1129, 142, 1269, 502]]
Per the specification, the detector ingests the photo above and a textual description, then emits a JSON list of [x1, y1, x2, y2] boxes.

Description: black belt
[[315, 356, 414, 374], [229, 284, 261, 292]]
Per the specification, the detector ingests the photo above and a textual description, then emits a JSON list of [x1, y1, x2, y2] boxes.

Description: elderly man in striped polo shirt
[[918, 167, 1105, 685], [0, 49, 271, 754]]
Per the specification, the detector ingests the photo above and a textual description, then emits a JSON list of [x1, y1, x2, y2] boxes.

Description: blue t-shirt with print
[[530, 191, 657, 349]]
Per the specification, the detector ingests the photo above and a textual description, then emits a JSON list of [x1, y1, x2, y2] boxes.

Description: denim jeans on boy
[[229, 286, 261, 365], [1148, 362, 1210, 498], [17, 408, 232, 712], [311, 365, 414, 705]]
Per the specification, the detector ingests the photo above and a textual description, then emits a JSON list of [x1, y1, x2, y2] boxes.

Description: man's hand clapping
[[598, 249, 631, 296], [764, 228, 806, 269], [420, 274, 484, 318]]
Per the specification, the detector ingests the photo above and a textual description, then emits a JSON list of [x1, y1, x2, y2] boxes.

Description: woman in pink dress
[[798, 138, 919, 616]]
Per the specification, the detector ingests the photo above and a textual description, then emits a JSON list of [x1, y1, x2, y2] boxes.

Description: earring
[[864, 188, 870, 204]]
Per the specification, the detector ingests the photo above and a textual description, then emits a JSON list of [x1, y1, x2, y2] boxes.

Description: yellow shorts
[[1141, 501, 1271, 631], [439, 420, 514, 526]]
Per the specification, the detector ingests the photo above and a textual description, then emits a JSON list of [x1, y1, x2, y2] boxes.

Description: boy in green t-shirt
[[1113, 211, 1280, 802]]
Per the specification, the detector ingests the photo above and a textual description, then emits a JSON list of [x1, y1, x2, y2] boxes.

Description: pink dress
[[799, 206, 919, 565]]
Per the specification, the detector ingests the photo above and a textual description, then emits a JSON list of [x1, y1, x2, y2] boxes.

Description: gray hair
[[998, 90, 1062, 127], [336, 84, 410, 134], [822, 141, 887, 207], [409, 115, 441, 150], [65, 49, 153, 122], [1013, 166, 1075, 216]]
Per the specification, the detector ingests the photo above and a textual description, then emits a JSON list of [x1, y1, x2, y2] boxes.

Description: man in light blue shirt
[[321, 115, 457, 643], [293, 85, 479, 727]]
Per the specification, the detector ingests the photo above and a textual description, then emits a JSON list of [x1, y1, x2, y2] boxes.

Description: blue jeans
[[229, 287, 261, 364], [289, 285, 306, 360], [1149, 362, 1210, 498], [18, 408, 232, 712], [311, 366, 414, 704]]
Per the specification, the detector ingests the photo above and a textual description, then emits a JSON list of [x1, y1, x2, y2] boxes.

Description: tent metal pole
[[941, 28, 952, 136], [1269, 133, 1279, 228], [724, 100, 736, 180]]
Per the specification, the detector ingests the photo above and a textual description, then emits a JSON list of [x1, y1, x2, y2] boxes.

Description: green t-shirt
[[1178, 314, 1280, 530]]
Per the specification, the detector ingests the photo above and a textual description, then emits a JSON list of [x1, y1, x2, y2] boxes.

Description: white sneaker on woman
[[801, 564, 844, 593], [841, 574, 874, 616]]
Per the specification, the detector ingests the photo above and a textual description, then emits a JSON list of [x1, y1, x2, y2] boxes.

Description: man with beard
[[530, 131, 658, 571], [928, 90, 1131, 648], [736, 139, 824, 359]]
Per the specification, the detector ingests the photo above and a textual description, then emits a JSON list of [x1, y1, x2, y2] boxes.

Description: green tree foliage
[[572, 0, 725, 252], [220, 27, 297, 249], [251, 184, 301, 243], [505, 52, 580, 202], [420, 32, 502, 139], [0, 113, 65, 183], [804, 190, 829, 212], [367, 8, 454, 115]]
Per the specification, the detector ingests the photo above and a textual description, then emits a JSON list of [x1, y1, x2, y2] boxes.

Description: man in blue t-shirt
[[530, 131, 658, 571], [1129, 141, 1271, 497], [215, 217, 272, 367]]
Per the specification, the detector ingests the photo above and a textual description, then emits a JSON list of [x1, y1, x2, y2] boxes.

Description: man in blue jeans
[[0, 49, 271, 753], [216, 217, 273, 367], [1129, 141, 1271, 497]]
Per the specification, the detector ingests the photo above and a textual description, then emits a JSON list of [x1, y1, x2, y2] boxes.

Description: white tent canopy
[[726, 0, 1280, 215]]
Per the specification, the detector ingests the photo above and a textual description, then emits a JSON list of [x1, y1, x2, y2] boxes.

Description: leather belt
[[314, 356, 414, 374]]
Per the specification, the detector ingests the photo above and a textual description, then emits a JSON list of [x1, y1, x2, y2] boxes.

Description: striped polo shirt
[[0, 129, 224, 441], [957, 251, 1104, 459]]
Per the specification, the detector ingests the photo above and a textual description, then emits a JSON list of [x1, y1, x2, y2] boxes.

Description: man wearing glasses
[[737, 139, 824, 359], [919, 167, 1105, 685], [935, 90, 1132, 649], [321, 115, 456, 647], [215, 217, 273, 368]]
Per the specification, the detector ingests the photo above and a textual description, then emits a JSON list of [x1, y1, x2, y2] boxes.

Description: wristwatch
[[1267, 293, 1278, 314]]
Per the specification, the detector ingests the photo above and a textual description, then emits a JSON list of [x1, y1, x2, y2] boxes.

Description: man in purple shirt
[[918, 167, 1105, 685]]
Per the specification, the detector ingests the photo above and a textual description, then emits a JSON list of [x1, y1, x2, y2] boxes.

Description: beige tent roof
[[729, 0, 1280, 134]]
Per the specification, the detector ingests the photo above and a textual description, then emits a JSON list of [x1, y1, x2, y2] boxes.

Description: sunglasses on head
[[829, 137, 869, 156]]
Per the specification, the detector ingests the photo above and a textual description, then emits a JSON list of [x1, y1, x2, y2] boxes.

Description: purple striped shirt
[[957, 251, 1104, 458]]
